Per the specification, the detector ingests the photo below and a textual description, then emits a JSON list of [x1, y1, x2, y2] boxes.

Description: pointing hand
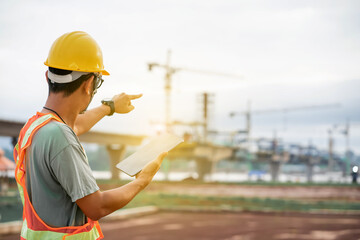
[[112, 93, 143, 114]]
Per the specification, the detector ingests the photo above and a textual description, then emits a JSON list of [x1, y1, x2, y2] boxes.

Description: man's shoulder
[[38, 120, 73, 136], [34, 120, 79, 146]]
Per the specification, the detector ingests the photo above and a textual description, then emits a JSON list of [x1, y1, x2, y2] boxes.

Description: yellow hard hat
[[44, 31, 110, 75]]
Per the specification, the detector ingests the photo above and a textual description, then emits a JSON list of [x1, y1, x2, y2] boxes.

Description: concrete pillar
[[269, 161, 281, 182], [210, 161, 217, 181], [196, 159, 212, 181], [107, 144, 127, 180], [306, 162, 314, 183]]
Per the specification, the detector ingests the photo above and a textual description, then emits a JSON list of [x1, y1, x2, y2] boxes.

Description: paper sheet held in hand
[[116, 133, 184, 176]]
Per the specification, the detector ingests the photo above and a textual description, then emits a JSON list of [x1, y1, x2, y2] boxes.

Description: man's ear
[[83, 75, 94, 95]]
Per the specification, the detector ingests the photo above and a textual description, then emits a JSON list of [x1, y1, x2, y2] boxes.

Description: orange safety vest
[[14, 112, 104, 240]]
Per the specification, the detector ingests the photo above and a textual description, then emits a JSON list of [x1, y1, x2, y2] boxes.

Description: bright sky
[[0, 0, 359, 154]]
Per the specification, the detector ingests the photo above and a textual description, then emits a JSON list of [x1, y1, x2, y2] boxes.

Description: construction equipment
[[147, 50, 243, 132]]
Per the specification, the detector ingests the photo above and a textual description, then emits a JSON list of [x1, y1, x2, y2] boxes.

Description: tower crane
[[230, 102, 342, 146], [147, 50, 244, 132]]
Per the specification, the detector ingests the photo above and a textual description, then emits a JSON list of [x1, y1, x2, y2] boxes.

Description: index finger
[[128, 94, 143, 100]]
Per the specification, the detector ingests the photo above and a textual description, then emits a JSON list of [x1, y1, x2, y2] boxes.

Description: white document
[[116, 133, 184, 177]]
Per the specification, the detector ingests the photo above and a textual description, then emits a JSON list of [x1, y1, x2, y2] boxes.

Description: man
[[14, 31, 166, 239]]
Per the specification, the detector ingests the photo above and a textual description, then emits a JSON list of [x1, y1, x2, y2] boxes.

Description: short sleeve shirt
[[25, 120, 99, 227]]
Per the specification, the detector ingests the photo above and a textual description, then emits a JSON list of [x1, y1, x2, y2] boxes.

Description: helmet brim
[[101, 70, 110, 75]]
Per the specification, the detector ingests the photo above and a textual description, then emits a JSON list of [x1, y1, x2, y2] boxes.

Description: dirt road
[[3, 211, 360, 240]]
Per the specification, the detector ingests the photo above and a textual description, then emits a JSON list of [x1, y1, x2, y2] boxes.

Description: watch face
[[102, 98, 112, 102]]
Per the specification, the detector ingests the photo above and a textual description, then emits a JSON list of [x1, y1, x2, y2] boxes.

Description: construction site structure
[[230, 103, 341, 182], [255, 138, 289, 182], [328, 120, 351, 177], [147, 50, 243, 181], [147, 49, 243, 132], [170, 92, 228, 181]]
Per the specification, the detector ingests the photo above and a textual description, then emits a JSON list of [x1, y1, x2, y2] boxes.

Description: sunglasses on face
[[92, 73, 104, 95]]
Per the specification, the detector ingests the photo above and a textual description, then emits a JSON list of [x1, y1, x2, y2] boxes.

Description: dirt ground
[[2, 183, 359, 239], [101, 211, 360, 240], [2, 211, 360, 240]]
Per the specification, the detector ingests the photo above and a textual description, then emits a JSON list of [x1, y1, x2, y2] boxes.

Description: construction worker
[[14, 31, 167, 239]]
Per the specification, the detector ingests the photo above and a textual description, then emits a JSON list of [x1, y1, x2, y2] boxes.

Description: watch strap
[[101, 99, 115, 116]]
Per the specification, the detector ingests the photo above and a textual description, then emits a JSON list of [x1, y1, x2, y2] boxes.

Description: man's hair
[[47, 67, 93, 97]]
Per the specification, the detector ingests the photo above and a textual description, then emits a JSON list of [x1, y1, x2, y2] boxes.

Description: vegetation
[[124, 191, 360, 213]]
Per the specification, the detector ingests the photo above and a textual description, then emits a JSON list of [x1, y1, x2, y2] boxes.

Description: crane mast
[[148, 49, 243, 133]]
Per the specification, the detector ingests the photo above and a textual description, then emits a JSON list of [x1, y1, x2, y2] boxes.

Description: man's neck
[[42, 94, 80, 129]]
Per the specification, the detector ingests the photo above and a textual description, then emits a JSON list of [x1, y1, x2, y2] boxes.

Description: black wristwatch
[[101, 99, 115, 116]]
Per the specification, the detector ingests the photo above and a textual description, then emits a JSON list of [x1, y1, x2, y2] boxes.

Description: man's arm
[[74, 105, 110, 136], [76, 152, 167, 220], [74, 93, 143, 136]]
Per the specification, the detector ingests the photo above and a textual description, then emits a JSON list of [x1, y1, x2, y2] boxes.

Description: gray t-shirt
[[25, 120, 99, 227]]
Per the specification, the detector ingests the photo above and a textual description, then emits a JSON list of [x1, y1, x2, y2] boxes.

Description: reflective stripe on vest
[[20, 219, 102, 240], [14, 112, 104, 240]]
